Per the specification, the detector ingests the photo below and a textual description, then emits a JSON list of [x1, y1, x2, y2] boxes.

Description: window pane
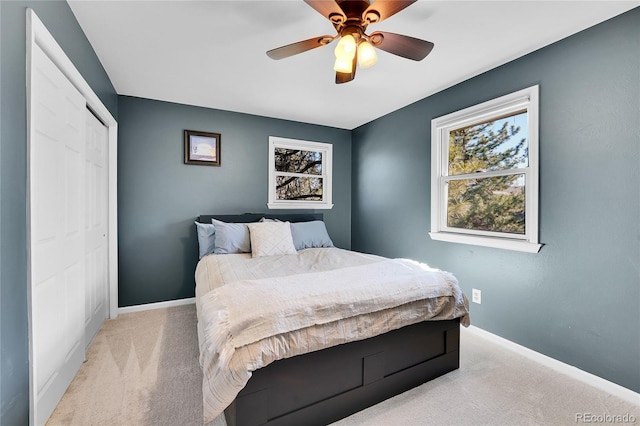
[[448, 111, 528, 176], [447, 174, 525, 234], [274, 148, 322, 175], [276, 176, 323, 201]]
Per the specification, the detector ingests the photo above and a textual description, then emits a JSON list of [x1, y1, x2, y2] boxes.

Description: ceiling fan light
[[357, 41, 377, 68], [333, 56, 353, 73], [334, 34, 356, 59]]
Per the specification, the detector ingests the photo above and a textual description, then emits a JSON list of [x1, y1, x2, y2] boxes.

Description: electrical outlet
[[472, 288, 482, 304]]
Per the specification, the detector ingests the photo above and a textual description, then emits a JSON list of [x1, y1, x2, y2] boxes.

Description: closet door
[[84, 111, 109, 347], [29, 43, 86, 425]]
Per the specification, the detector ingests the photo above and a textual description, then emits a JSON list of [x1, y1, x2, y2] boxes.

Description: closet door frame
[[26, 8, 119, 424]]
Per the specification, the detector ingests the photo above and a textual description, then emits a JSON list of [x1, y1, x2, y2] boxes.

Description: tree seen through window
[[274, 148, 323, 201], [446, 111, 528, 234]]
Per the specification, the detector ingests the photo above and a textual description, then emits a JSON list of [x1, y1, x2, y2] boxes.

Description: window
[[430, 86, 541, 253], [268, 136, 333, 209]]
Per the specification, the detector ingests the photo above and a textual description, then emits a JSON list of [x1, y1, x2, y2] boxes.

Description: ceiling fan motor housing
[[341, 25, 364, 41], [333, 0, 378, 31]]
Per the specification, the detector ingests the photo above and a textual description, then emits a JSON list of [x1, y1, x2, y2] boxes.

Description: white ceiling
[[68, 1, 638, 130]]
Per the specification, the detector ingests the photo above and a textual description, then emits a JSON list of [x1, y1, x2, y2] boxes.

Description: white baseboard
[[117, 297, 196, 315], [462, 325, 640, 406]]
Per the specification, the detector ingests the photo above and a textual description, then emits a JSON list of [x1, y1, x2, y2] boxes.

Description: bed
[[194, 214, 469, 426]]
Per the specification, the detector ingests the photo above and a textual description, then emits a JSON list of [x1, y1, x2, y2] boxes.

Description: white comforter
[[195, 248, 469, 423]]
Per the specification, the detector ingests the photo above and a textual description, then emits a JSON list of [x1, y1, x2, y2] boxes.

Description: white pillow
[[247, 222, 297, 258]]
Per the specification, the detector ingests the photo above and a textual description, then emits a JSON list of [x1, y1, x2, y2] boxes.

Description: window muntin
[[268, 137, 333, 209], [430, 86, 541, 253]]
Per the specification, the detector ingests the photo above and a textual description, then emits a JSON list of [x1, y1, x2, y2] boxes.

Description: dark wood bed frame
[[197, 214, 461, 426]]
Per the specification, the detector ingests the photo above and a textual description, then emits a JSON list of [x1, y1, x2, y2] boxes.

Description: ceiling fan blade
[[335, 54, 357, 84], [363, 0, 417, 23], [304, 0, 346, 21], [369, 31, 434, 61], [267, 35, 334, 60]]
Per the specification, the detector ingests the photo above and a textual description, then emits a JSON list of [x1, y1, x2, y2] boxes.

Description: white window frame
[[429, 85, 542, 253], [268, 136, 333, 209]]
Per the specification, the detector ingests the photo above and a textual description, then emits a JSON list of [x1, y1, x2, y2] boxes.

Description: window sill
[[267, 202, 334, 210], [429, 232, 542, 253]]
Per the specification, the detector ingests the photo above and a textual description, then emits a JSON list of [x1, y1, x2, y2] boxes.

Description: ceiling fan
[[266, 0, 434, 84]]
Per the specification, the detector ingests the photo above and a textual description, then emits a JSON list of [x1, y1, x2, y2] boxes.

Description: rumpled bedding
[[195, 248, 469, 423]]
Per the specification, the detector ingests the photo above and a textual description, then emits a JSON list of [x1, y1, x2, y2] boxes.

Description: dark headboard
[[197, 213, 323, 224]]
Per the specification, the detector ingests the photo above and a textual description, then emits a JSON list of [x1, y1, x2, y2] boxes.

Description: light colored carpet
[[47, 305, 203, 426], [47, 304, 639, 426]]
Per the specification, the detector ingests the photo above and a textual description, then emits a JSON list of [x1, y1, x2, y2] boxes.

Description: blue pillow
[[211, 219, 251, 254], [195, 221, 216, 259], [290, 221, 334, 250]]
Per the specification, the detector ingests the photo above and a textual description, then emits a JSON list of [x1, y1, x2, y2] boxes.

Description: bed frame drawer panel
[[226, 319, 461, 426], [265, 345, 364, 418], [378, 321, 451, 377]]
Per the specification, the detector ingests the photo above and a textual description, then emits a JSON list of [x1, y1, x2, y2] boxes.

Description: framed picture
[[184, 130, 221, 166]]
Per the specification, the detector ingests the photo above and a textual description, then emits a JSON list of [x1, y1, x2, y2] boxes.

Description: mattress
[[195, 247, 469, 423]]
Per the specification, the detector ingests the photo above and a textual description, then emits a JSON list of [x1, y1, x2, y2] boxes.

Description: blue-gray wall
[[117, 96, 352, 307], [352, 8, 640, 393], [0, 1, 117, 423]]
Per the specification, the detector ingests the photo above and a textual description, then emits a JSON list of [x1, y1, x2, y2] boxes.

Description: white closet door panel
[[84, 111, 109, 347], [31, 131, 61, 243], [64, 263, 84, 356], [31, 90, 63, 288], [84, 251, 95, 325], [33, 275, 63, 393], [63, 147, 82, 236], [32, 241, 59, 287], [29, 43, 86, 426], [62, 102, 83, 150]]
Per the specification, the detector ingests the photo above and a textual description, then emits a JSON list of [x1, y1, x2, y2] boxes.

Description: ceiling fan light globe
[[333, 56, 353, 73], [357, 41, 377, 68], [334, 34, 357, 59]]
